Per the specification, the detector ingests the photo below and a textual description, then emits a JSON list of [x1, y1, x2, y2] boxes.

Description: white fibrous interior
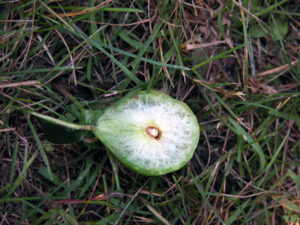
[[96, 92, 199, 174]]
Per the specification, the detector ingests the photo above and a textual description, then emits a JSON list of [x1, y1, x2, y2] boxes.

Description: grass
[[1, 0, 300, 224]]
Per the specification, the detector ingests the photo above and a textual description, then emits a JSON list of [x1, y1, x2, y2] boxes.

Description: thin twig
[[114, 180, 149, 225], [0, 81, 40, 89], [257, 59, 298, 77]]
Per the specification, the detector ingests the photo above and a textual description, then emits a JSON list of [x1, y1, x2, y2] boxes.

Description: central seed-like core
[[146, 126, 161, 140]]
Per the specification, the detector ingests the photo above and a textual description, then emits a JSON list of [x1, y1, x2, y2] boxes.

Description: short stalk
[[30, 112, 95, 131]]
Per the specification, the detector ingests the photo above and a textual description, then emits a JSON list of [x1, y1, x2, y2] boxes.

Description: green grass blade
[[25, 113, 53, 181], [5, 151, 38, 197], [228, 116, 265, 170], [191, 172, 226, 225], [191, 44, 245, 71]]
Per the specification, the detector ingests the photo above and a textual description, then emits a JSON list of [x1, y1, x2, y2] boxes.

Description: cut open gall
[[94, 90, 200, 176]]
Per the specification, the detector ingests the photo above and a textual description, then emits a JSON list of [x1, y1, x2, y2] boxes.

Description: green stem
[[30, 112, 95, 131]]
